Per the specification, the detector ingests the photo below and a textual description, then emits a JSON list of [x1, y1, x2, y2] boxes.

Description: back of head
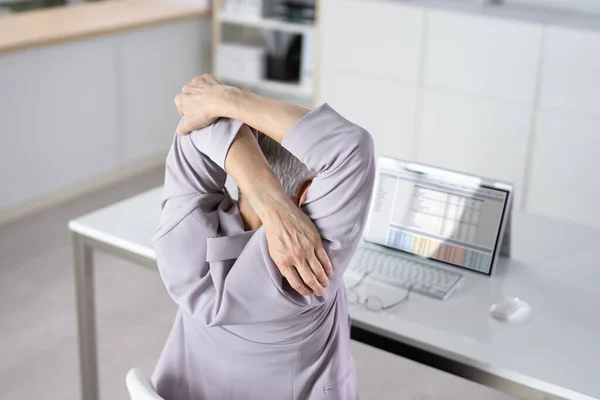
[[257, 132, 312, 200]]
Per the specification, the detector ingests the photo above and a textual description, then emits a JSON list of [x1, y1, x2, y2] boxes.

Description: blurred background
[[1, 0, 599, 399]]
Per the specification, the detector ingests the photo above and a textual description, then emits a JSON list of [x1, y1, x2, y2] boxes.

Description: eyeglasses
[[347, 272, 412, 311]]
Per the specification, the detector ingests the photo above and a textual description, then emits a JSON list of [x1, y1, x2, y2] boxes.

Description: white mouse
[[490, 297, 531, 321]]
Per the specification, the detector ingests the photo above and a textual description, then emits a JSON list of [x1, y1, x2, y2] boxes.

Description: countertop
[[0, 0, 211, 54]]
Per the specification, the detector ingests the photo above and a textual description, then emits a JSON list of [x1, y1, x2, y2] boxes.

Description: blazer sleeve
[[152, 118, 244, 320], [281, 104, 376, 292], [157, 117, 244, 231], [282, 103, 375, 253]]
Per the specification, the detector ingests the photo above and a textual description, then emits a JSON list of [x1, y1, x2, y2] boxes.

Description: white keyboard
[[348, 246, 463, 300]]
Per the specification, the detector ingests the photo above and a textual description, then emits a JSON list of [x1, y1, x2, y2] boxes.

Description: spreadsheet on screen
[[366, 165, 509, 275]]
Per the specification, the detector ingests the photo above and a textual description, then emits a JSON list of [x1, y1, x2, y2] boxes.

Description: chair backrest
[[126, 368, 165, 400]]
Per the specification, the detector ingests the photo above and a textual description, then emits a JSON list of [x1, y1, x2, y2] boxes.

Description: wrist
[[218, 85, 247, 120], [247, 186, 291, 223]]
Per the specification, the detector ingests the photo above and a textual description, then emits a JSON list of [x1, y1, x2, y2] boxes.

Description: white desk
[[69, 187, 600, 400]]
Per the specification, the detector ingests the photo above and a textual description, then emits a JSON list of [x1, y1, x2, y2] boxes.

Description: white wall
[[319, 0, 600, 230]]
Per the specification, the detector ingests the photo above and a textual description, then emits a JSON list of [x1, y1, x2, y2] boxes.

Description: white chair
[[126, 368, 164, 400]]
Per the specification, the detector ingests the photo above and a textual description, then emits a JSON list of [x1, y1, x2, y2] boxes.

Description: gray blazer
[[151, 104, 375, 400]]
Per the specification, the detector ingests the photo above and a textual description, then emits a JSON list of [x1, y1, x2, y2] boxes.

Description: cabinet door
[[527, 111, 600, 229], [417, 89, 531, 206], [119, 17, 211, 164], [320, 70, 418, 162], [0, 38, 120, 211], [540, 27, 600, 118], [320, 0, 424, 82], [425, 10, 542, 104]]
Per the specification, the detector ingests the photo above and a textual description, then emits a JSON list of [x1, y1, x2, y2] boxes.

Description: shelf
[[220, 76, 313, 98], [218, 13, 315, 35]]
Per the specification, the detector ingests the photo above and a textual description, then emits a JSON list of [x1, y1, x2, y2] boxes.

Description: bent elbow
[[349, 128, 375, 169], [357, 128, 374, 156]]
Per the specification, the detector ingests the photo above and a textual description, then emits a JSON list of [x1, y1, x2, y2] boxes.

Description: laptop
[[348, 157, 514, 300]]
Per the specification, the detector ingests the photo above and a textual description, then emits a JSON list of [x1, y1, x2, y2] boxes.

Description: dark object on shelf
[[272, 0, 315, 24], [0, 0, 65, 13], [265, 31, 302, 82]]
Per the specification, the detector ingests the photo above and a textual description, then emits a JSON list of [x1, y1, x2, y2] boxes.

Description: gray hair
[[257, 131, 313, 199]]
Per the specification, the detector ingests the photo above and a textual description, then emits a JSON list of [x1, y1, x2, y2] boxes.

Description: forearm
[[224, 125, 291, 219], [219, 88, 310, 143]]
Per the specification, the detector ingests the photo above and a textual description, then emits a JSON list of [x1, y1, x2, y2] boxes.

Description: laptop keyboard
[[347, 246, 463, 300]]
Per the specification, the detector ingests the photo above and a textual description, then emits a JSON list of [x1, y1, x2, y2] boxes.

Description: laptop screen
[[365, 158, 511, 275]]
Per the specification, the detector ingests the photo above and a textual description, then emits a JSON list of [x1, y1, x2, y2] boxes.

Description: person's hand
[[257, 195, 334, 297], [174, 74, 231, 135]]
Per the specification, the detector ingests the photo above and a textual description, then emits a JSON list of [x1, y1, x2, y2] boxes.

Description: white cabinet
[[425, 10, 543, 104], [320, 70, 418, 161], [527, 111, 600, 229], [320, 0, 424, 82], [0, 17, 211, 216], [0, 38, 120, 210], [317, 0, 600, 226], [540, 27, 600, 117], [417, 89, 531, 206], [120, 17, 211, 164]]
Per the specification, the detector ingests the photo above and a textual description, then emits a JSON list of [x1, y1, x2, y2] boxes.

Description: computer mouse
[[490, 297, 531, 321]]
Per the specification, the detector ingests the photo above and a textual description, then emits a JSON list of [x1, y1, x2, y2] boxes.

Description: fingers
[[176, 125, 189, 136], [296, 261, 324, 297], [174, 94, 185, 115], [315, 247, 334, 278], [307, 254, 329, 289], [176, 118, 191, 136], [175, 74, 223, 131], [285, 266, 312, 296], [174, 94, 191, 134], [192, 74, 207, 84], [192, 73, 217, 84]]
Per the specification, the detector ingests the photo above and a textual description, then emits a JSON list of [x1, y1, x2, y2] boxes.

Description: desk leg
[[73, 233, 99, 400]]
